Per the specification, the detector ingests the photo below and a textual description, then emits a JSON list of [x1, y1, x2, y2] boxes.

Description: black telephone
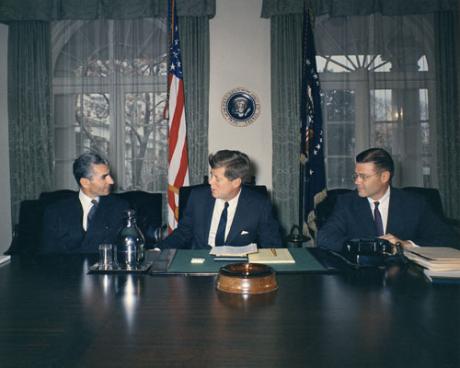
[[341, 238, 401, 267]]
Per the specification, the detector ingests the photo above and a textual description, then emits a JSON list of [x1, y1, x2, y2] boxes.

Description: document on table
[[405, 247, 460, 262], [210, 243, 258, 257], [404, 247, 460, 277], [249, 248, 296, 264]]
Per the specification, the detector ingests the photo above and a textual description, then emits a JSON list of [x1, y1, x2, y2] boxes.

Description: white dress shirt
[[79, 190, 99, 231], [208, 189, 241, 247], [367, 186, 391, 234]]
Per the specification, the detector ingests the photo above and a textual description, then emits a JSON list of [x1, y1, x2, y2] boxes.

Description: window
[[315, 14, 436, 189], [52, 19, 168, 192]]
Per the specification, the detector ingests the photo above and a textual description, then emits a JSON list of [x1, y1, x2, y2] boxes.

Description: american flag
[[167, 0, 189, 231], [300, 8, 326, 238]]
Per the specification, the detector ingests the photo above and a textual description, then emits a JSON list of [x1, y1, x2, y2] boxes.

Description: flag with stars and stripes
[[167, 0, 190, 232], [300, 8, 327, 238]]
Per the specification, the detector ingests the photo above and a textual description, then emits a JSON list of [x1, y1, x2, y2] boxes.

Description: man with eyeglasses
[[317, 147, 459, 252]]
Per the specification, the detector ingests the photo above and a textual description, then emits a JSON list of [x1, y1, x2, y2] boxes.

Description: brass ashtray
[[216, 263, 278, 294]]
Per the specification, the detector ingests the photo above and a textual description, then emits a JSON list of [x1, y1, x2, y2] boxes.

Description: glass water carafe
[[118, 209, 145, 269]]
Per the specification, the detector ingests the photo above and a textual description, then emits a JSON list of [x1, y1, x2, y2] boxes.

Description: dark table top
[[1, 250, 459, 368]]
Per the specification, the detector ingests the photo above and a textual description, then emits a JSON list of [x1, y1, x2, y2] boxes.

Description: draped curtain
[[8, 21, 54, 223], [179, 16, 210, 185], [270, 14, 303, 236], [264, 0, 460, 235], [1, 0, 214, 223], [434, 11, 460, 219]]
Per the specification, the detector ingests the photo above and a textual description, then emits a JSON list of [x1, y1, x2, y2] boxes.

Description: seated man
[[317, 147, 459, 252], [159, 150, 282, 249], [42, 152, 129, 253]]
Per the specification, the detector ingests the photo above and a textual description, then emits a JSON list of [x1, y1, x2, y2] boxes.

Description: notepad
[[248, 248, 295, 264]]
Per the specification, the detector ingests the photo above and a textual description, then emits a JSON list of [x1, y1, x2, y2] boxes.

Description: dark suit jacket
[[317, 187, 459, 252], [159, 185, 282, 249], [41, 193, 129, 254]]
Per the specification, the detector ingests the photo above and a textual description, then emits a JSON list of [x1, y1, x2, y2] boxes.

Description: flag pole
[[287, 4, 326, 247], [286, 160, 310, 246]]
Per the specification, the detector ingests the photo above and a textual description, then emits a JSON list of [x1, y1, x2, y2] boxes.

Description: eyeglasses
[[352, 172, 380, 181]]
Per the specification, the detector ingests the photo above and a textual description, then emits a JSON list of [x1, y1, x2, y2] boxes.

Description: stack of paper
[[404, 247, 460, 281], [210, 243, 258, 257], [248, 248, 295, 264]]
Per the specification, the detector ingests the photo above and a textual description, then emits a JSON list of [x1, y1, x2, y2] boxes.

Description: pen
[[271, 248, 277, 256]]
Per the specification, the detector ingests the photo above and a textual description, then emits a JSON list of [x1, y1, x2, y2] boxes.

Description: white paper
[[209, 243, 258, 257]]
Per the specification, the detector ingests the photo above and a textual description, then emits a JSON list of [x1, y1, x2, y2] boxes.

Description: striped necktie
[[374, 201, 384, 236]]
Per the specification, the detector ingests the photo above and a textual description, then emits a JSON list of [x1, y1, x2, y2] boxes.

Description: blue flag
[[300, 8, 327, 238]]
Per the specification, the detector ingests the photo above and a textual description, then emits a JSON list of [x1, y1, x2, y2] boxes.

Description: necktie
[[215, 202, 229, 246], [374, 201, 384, 236], [86, 199, 98, 230]]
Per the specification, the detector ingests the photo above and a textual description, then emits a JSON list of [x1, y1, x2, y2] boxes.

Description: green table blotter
[[167, 248, 326, 274]]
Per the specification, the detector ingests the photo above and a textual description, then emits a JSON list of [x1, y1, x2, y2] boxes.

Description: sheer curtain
[[315, 13, 437, 189], [434, 11, 460, 219], [2, 0, 214, 224], [8, 21, 54, 223], [52, 18, 169, 193], [264, 1, 460, 236]]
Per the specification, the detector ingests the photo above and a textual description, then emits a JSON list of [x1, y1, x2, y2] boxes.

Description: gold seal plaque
[[221, 87, 260, 127]]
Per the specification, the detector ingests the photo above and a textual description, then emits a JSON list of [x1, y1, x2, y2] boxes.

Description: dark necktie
[[87, 199, 98, 231], [374, 201, 384, 236], [215, 202, 229, 246]]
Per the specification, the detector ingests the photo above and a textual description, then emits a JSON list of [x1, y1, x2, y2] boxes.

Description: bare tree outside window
[[52, 19, 168, 200]]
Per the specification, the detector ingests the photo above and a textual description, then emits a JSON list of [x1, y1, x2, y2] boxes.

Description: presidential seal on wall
[[221, 87, 260, 127]]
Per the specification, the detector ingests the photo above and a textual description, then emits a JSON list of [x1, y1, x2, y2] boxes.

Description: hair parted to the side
[[356, 147, 394, 179], [209, 150, 251, 183], [73, 151, 109, 186]]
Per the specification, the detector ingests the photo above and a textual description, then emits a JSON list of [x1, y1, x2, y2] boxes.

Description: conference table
[[0, 249, 459, 368]]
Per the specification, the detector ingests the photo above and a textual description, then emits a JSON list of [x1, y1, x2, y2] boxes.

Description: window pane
[[324, 90, 355, 121], [326, 123, 355, 156], [326, 157, 355, 188], [323, 89, 355, 189], [75, 93, 111, 155], [419, 89, 429, 121], [374, 122, 401, 151], [370, 90, 394, 121], [316, 55, 391, 73], [124, 92, 168, 191]]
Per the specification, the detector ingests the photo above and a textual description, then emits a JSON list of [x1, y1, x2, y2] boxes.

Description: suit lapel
[[386, 187, 401, 235], [203, 188, 216, 244], [226, 187, 251, 243], [354, 193, 376, 236], [68, 195, 84, 231], [84, 196, 111, 245]]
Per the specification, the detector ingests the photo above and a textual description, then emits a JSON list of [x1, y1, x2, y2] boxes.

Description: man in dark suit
[[317, 148, 459, 252], [160, 150, 282, 249], [42, 152, 129, 253]]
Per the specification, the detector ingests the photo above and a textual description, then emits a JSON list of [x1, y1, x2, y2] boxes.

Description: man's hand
[[379, 233, 414, 252]]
